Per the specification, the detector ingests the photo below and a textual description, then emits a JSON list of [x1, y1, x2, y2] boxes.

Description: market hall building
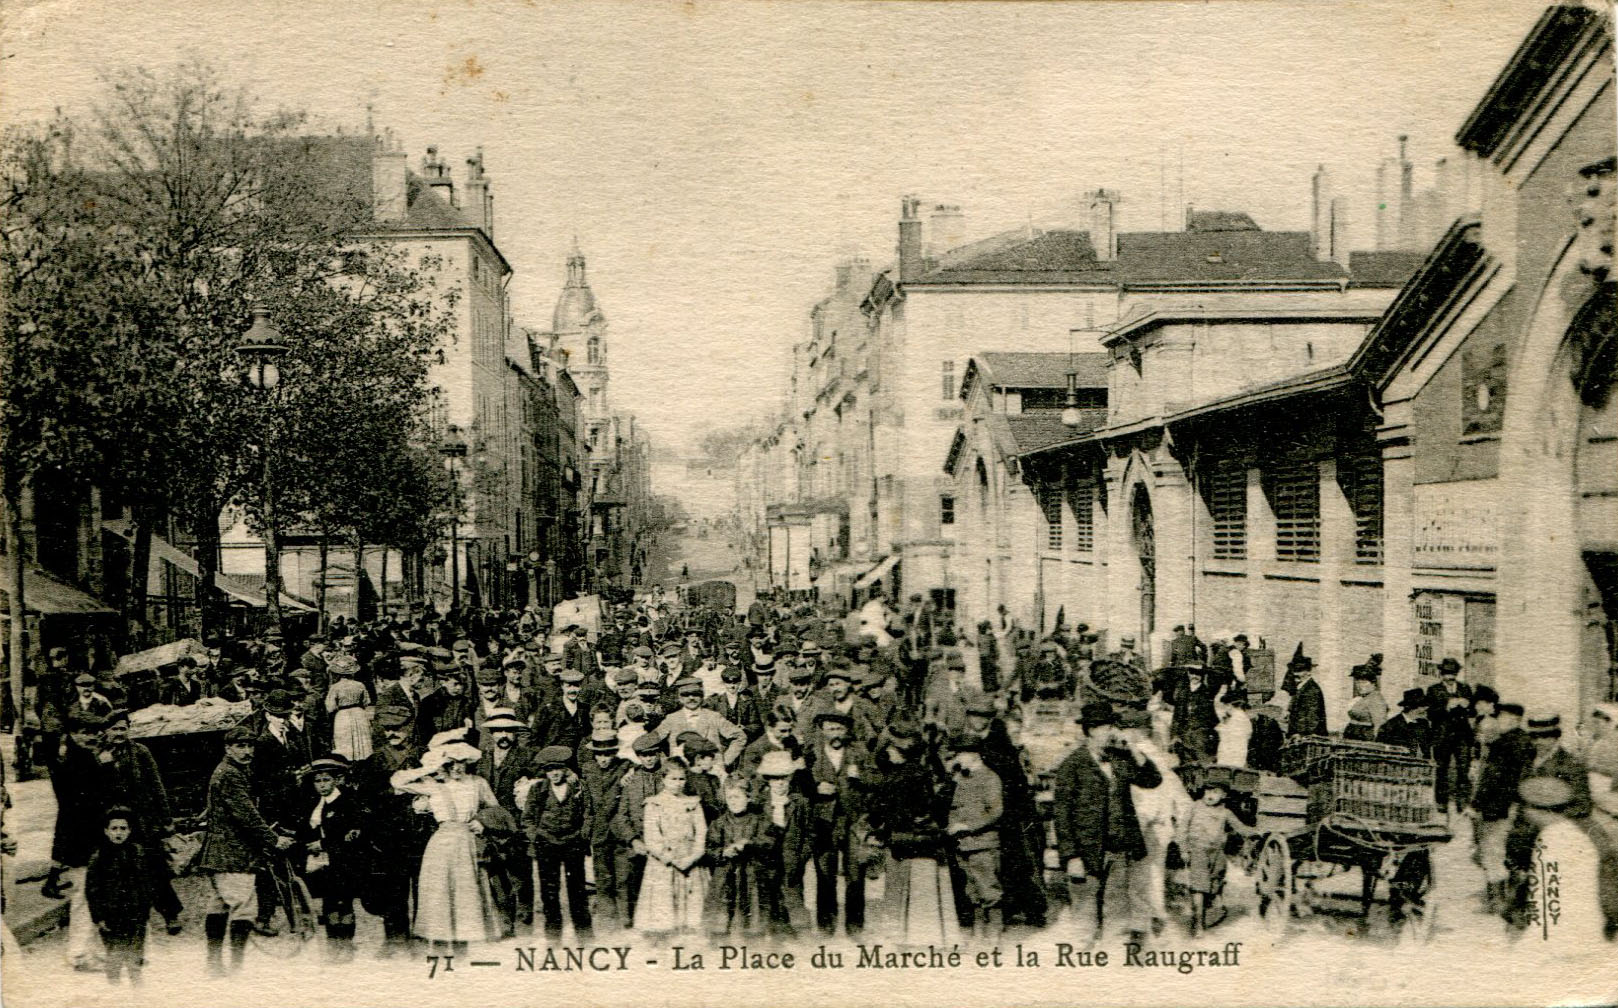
[[1019, 5, 1616, 727]]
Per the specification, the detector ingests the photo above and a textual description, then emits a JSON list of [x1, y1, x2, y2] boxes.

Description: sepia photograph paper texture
[[0, 1, 1615, 1007]]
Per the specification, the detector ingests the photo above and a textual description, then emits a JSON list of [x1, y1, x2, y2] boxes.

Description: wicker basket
[[1279, 736, 1415, 782], [1306, 752, 1439, 826]]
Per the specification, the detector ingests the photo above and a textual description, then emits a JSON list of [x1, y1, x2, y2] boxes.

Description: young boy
[[704, 778, 769, 939], [301, 754, 366, 962], [946, 735, 1004, 945], [756, 751, 811, 938], [85, 807, 157, 985]]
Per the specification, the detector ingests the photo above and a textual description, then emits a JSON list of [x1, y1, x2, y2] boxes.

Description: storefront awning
[[103, 520, 314, 612], [0, 567, 117, 616], [854, 554, 899, 591]]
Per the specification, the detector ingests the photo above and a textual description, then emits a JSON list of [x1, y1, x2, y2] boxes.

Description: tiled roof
[[985, 410, 1109, 458], [1115, 227, 1346, 284], [1347, 250, 1427, 289], [977, 351, 1109, 389], [920, 230, 1114, 284], [400, 175, 471, 230], [1186, 210, 1261, 232]]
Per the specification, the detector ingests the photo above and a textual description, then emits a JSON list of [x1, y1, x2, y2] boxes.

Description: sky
[[2, 0, 1558, 456]]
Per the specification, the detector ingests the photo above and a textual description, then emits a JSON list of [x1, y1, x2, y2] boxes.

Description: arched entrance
[[1131, 485, 1156, 649]]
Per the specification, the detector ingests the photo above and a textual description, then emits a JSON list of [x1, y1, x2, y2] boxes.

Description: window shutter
[[1269, 460, 1320, 563], [1209, 464, 1247, 560]]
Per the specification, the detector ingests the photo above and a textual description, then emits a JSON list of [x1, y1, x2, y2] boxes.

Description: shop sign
[[1413, 481, 1499, 569]]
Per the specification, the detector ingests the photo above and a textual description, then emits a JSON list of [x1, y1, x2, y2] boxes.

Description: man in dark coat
[[42, 710, 107, 925], [1472, 702, 1532, 911], [249, 689, 310, 936], [475, 712, 542, 933], [418, 663, 475, 743], [356, 705, 428, 955], [1424, 658, 1476, 811], [1285, 657, 1328, 738], [99, 710, 183, 933], [1051, 701, 1162, 942], [1377, 689, 1433, 755], [1170, 667, 1220, 764], [1168, 625, 1200, 667], [197, 726, 295, 975], [963, 696, 1047, 928], [531, 669, 592, 753], [805, 711, 874, 937], [703, 667, 765, 743]]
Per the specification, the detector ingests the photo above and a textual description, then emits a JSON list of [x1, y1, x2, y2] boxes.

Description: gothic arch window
[[587, 334, 602, 366], [976, 458, 990, 516]]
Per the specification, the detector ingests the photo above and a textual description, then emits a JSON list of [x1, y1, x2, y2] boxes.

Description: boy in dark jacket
[[524, 745, 594, 941], [85, 807, 159, 984], [299, 754, 366, 962], [705, 777, 770, 939]]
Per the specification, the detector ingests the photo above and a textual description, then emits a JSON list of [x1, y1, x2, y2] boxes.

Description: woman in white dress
[[324, 654, 372, 761], [389, 738, 500, 954], [633, 764, 708, 939]]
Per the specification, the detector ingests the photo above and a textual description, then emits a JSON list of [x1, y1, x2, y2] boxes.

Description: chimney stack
[[1375, 134, 1413, 251], [834, 260, 853, 291], [464, 148, 494, 239], [1089, 189, 1119, 260], [926, 204, 966, 261], [371, 130, 407, 222], [1311, 164, 1341, 262], [422, 147, 456, 207], [897, 195, 925, 283]]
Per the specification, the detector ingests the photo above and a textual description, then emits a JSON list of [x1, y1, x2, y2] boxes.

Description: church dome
[[552, 248, 603, 332]]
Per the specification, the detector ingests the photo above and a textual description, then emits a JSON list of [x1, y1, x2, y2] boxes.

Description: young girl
[[85, 807, 157, 985], [1175, 781, 1255, 933], [633, 763, 707, 940], [324, 654, 373, 762]]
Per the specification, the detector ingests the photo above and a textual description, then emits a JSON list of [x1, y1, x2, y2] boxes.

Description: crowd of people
[[11, 587, 1617, 986]]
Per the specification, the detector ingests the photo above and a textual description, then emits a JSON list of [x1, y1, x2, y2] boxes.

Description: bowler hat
[[1438, 658, 1461, 676], [1526, 714, 1562, 738], [1077, 700, 1117, 728], [720, 666, 743, 683], [263, 689, 297, 715], [816, 710, 854, 727], [1398, 688, 1427, 710]]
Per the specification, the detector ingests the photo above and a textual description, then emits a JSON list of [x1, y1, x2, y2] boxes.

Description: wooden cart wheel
[[1254, 834, 1293, 926]]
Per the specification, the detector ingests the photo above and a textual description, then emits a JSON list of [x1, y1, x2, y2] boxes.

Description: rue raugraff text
[[423, 941, 1244, 977]]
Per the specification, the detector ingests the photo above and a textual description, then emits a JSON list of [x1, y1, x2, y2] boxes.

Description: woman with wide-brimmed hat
[[389, 731, 500, 954]]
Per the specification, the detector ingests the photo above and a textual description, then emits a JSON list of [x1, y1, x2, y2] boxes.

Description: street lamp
[[440, 429, 468, 611], [235, 307, 290, 638]]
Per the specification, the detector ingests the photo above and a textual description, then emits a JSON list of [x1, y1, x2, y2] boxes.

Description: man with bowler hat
[[1425, 658, 1476, 811]]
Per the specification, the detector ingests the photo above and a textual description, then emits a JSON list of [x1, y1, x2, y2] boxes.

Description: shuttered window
[[1268, 461, 1320, 563], [1339, 453, 1384, 565], [1208, 464, 1247, 560], [1067, 478, 1095, 553], [1039, 487, 1063, 551]]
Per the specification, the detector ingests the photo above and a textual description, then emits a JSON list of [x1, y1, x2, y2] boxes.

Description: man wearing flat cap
[[659, 677, 747, 769], [1051, 700, 1162, 943], [524, 745, 594, 940], [579, 728, 628, 924], [703, 665, 765, 743], [197, 725, 295, 974]]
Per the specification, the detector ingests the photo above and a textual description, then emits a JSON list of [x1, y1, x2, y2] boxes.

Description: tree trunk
[[7, 491, 28, 735], [191, 497, 223, 643], [379, 547, 389, 618], [128, 504, 154, 648], [316, 529, 329, 634], [351, 532, 364, 624]]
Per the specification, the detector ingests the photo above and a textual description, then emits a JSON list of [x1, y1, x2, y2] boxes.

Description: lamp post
[[440, 429, 467, 611], [234, 307, 290, 638]]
